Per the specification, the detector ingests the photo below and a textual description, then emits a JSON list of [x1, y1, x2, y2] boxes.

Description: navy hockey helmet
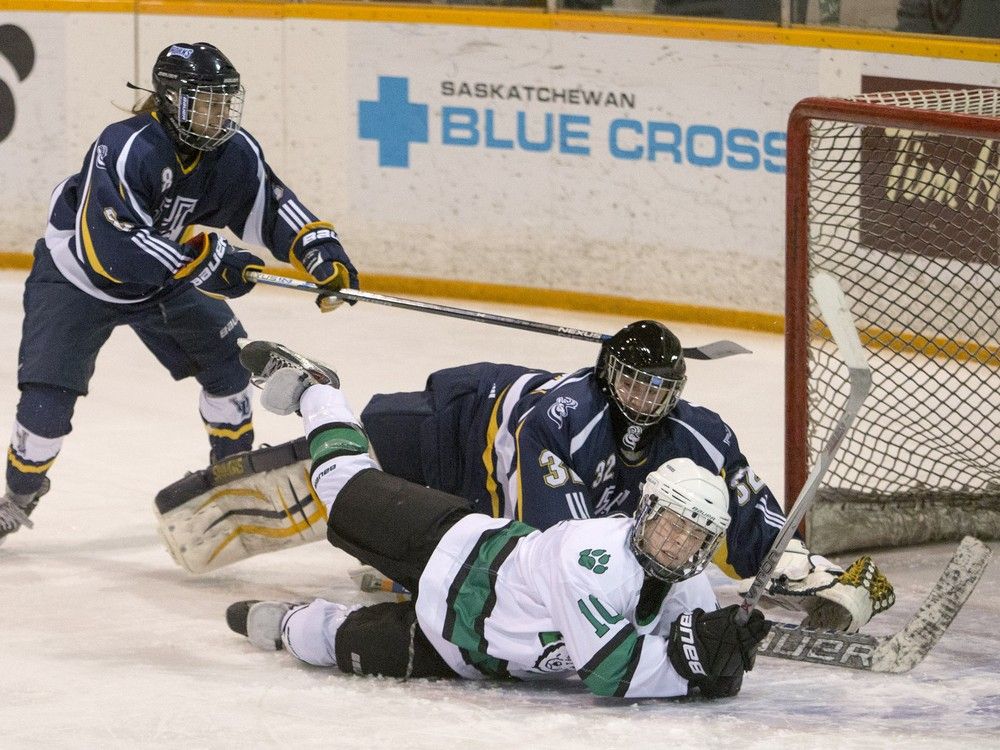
[[597, 320, 686, 427], [152, 42, 244, 152]]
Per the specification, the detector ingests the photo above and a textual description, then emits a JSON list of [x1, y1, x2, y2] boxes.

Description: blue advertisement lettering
[[442, 107, 479, 146], [361, 75, 786, 173], [609, 119, 642, 160]]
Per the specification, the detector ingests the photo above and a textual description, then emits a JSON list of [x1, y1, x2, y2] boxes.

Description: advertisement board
[[1, 8, 998, 316]]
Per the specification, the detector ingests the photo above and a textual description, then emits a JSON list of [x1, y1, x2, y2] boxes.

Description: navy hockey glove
[[667, 605, 770, 698], [179, 232, 264, 299], [290, 224, 359, 312]]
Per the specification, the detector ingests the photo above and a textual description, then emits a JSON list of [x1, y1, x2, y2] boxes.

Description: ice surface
[[0, 272, 996, 749]]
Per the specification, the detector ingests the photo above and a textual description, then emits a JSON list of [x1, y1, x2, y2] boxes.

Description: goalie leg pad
[[155, 438, 327, 573]]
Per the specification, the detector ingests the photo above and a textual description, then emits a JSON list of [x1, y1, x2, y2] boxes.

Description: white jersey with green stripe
[[415, 514, 718, 698]]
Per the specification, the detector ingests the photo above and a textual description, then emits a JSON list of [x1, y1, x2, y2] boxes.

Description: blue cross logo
[[359, 76, 429, 168]]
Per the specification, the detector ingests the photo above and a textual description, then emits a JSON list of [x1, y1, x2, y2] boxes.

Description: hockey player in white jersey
[[227, 341, 770, 699]]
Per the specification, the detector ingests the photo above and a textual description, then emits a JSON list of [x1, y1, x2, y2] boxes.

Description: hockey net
[[785, 89, 1000, 554]]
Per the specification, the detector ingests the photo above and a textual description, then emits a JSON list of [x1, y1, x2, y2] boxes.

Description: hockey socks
[[199, 385, 254, 462], [300, 385, 376, 511]]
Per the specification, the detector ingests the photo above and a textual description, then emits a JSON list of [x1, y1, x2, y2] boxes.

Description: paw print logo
[[578, 548, 611, 574], [0, 25, 35, 144]]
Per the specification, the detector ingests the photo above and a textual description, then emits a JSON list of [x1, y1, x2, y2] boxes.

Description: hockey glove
[[667, 605, 770, 698], [289, 224, 359, 312], [178, 232, 264, 299], [736, 538, 896, 633]]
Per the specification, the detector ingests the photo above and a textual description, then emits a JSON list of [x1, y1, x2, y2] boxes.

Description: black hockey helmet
[[597, 320, 687, 426], [152, 42, 244, 152]]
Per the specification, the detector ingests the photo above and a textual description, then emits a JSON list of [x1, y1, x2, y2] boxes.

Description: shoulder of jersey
[[531, 372, 605, 423], [670, 399, 727, 429], [100, 114, 174, 165], [555, 517, 638, 575]]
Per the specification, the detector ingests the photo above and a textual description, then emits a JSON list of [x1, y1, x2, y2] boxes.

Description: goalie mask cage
[[785, 89, 1000, 555]]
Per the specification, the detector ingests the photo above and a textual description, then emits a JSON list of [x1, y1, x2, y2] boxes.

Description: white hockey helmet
[[629, 457, 730, 582]]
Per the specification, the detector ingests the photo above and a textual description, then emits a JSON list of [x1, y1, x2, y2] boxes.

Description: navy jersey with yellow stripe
[[453, 365, 785, 579], [415, 514, 718, 698], [42, 111, 327, 303]]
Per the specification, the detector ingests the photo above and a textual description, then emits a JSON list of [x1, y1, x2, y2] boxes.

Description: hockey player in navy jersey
[[359, 320, 895, 634], [227, 341, 771, 699], [0, 42, 357, 544]]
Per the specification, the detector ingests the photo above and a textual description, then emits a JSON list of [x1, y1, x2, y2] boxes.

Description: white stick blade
[[871, 536, 992, 673], [811, 271, 869, 371]]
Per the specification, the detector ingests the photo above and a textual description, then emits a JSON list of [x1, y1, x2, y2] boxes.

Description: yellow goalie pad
[[155, 438, 328, 574]]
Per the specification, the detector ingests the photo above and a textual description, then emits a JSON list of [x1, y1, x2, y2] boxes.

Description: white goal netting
[[789, 88, 1000, 553]]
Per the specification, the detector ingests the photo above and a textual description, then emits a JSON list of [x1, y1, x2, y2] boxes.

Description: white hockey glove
[[737, 539, 895, 633]]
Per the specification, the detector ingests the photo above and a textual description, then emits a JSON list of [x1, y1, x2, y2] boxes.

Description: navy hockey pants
[[7, 242, 250, 494], [18, 241, 248, 396]]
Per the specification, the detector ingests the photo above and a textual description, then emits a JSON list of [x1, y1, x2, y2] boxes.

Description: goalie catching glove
[[738, 538, 895, 633], [289, 223, 359, 312]]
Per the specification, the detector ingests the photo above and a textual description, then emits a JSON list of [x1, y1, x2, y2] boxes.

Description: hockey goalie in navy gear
[[360, 320, 894, 634], [227, 341, 770, 699], [0, 42, 358, 545]]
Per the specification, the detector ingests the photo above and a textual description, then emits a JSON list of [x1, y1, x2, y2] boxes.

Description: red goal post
[[785, 89, 1000, 554]]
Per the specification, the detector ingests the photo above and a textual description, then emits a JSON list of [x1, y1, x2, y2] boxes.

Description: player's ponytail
[[131, 93, 156, 115]]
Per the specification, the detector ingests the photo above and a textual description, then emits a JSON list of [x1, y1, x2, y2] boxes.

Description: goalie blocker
[[155, 438, 327, 573]]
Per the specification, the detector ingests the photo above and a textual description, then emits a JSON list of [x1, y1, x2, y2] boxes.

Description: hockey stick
[[738, 271, 872, 621], [757, 536, 992, 672], [245, 270, 751, 361]]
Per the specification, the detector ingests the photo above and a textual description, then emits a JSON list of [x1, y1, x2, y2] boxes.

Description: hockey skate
[[0, 477, 51, 545], [239, 340, 340, 415], [226, 600, 295, 651]]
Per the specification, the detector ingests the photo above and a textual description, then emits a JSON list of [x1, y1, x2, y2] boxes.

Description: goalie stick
[[739, 271, 872, 622], [244, 270, 750, 360], [757, 536, 992, 672]]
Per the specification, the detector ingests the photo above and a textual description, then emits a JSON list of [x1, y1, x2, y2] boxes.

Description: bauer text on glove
[[289, 224, 358, 311], [667, 605, 770, 698], [177, 232, 264, 299]]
